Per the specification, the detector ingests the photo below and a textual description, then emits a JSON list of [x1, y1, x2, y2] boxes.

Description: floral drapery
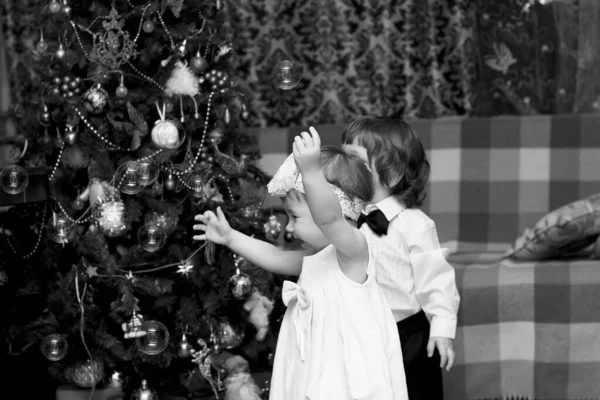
[[226, 0, 476, 127], [554, 0, 600, 113]]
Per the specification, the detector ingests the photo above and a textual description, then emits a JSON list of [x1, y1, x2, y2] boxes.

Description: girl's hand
[[192, 207, 232, 245], [293, 126, 321, 175]]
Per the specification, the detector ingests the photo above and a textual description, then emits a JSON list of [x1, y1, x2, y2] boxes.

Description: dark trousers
[[397, 310, 444, 400]]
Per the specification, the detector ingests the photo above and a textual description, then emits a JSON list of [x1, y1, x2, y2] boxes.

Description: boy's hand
[[293, 126, 321, 175], [427, 336, 455, 371], [193, 207, 232, 245]]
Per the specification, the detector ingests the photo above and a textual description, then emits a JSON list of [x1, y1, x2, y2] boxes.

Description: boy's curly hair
[[285, 145, 374, 204], [342, 117, 430, 208]]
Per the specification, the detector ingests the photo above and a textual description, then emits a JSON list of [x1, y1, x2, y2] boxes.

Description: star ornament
[[177, 262, 194, 277], [86, 266, 98, 278]]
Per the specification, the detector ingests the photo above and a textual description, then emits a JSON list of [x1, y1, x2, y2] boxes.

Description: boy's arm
[[227, 230, 307, 276], [409, 221, 460, 339]]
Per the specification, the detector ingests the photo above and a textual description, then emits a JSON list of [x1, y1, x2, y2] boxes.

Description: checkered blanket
[[249, 114, 600, 400], [444, 253, 600, 400]]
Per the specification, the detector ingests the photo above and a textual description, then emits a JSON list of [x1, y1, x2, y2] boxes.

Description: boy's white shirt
[[361, 196, 460, 339]]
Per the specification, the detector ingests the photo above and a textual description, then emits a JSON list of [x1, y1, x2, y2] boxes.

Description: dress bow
[[282, 280, 312, 361]]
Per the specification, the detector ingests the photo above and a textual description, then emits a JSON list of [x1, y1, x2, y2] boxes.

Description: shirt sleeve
[[408, 221, 460, 339]]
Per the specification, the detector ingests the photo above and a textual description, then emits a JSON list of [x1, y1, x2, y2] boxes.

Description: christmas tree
[[0, 1, 286, 398]]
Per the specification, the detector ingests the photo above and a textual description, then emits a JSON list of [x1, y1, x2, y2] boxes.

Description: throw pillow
[[505, 192, 600, 260]]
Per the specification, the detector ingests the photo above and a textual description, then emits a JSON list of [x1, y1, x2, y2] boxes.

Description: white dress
[[269, 244, 409, 400]]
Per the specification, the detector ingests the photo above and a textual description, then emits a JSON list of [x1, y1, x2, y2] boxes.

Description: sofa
[[250, 114, 600, 400]]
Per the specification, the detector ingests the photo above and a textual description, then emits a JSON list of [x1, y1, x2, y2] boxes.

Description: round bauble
[[83, 84, 109, 114], [206, 128, 224, 144], [190, 55, 208, 73], [48, 0, 61, 13], [142, 20, 154, 33], [229, 271, 252, 299], [69, 359, 104, 388], [151, 119, 183, 149], [115, 84, 128, 98]]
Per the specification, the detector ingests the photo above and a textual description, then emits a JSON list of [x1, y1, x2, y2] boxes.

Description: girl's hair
[[341, 117, 430, 208], [284, 145, 373, 203]]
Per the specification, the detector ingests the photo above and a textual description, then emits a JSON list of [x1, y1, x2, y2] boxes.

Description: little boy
[[342, 117, 460, 400]]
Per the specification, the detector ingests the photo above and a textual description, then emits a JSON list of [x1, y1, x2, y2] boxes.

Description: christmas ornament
[[190, 52, 208, 73], [177, 262, 194, 277], [62, 0, 72, 16], [202, 69, 231, 93], [244, 291, 274, 341], [188, 174, 203, 198], [85, 265, 98, 278], [177, 333, 193, 357], [86, 7, 138, 70], [272, 60, 302, 90], [47, 212, 75, 244], [218, 322, 244, 349], [263, 215, 281, 241], [177, 39, 188, 57], [191, 339, 221, 398], [261, 379, 271, 395], [241, 206, 258, 218], [137, 159, 159, 187], [115, 161, 144, 195], [136, 320, 170, 355], [83, 83, 109, 114], [164, 173, 176, 191], [224, 372, 262, 400], [142, 20, 154, 33], [122, 312, 145, 339], [1, 165, 29, 195], [239, 106, 250, 122], [284, 231, 294, 242], [151, 102, 185, 149], [206, 128, 224, 144], [145, 211, 177, 234], [79, 179, 114, 207], [105, 370, 127, 389], [165, 61, 199, 97], [63, 124, 78, 145], [63, 146, 89, 169], [212, 145, 248, 175], [39, 104, 52, 126], [115, 75, 128, 98], [229, 268, 252, 299], [69, 359, 104, 388], [42, 128, 53, 145], [72, 197, 85, 210], [137, 222, 167, 252], [51, 75, 82, 98], [49, 0, 61, 13], [35, 31, 48, 53], [131, 380, 158, 400], [214, 42, 233, 62], [55, 43, 66, 59], [96, 200, 127, 237], [40, 333, 68, 361]]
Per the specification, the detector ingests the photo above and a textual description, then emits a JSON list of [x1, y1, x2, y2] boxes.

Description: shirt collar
[[365, 196, 406, 221]]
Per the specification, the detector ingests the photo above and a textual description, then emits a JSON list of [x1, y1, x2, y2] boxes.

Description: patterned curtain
[[554, 0, 600, 113], [226, 0, 477, 127]]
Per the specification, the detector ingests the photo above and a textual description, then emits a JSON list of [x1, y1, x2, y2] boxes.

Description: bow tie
[[357, 209, 389, 236]]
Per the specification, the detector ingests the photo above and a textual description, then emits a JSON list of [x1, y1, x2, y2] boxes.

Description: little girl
[[193, 128, 408, 399]]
